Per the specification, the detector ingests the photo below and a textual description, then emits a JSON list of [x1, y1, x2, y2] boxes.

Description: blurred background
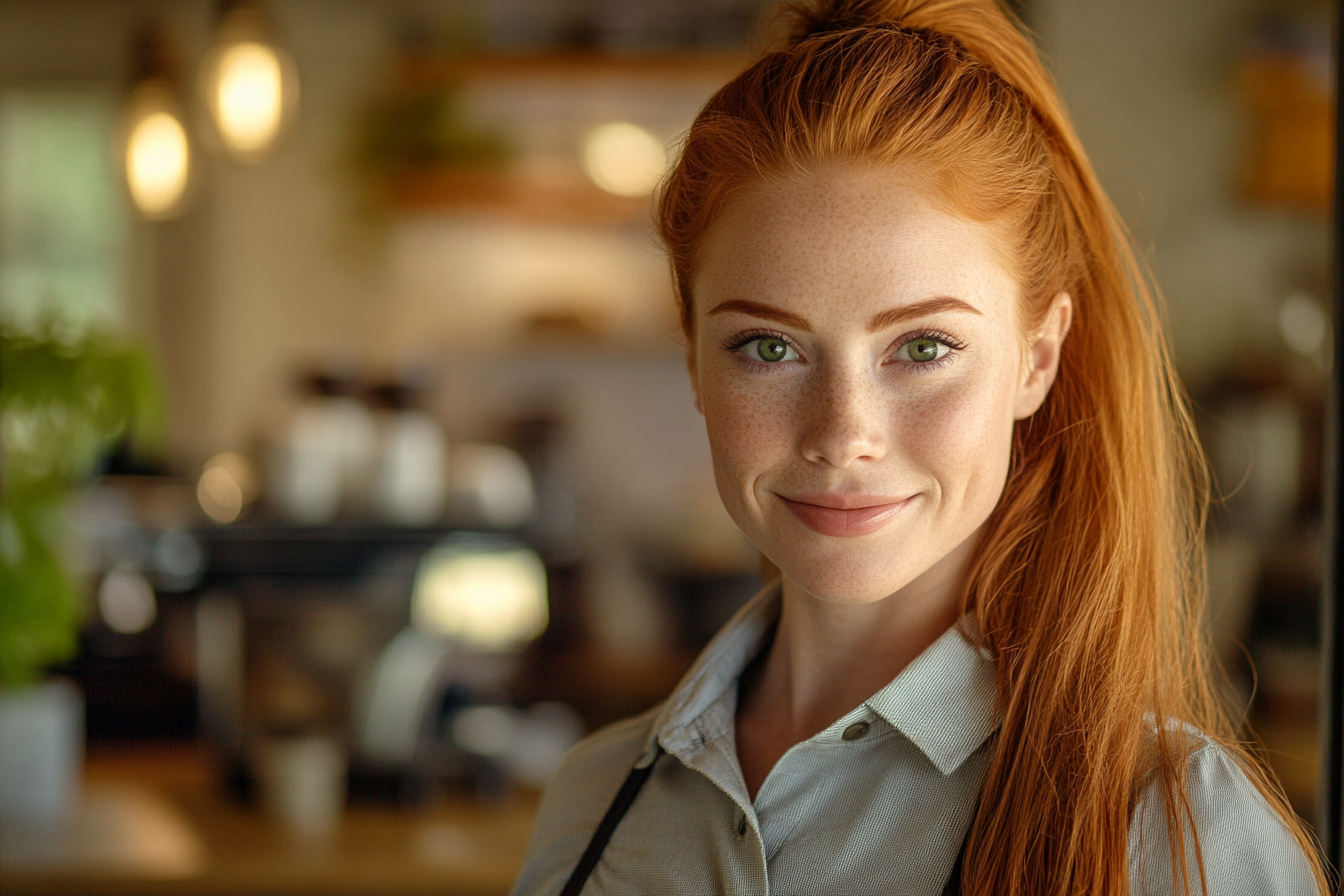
[[0, 0, 1333, 892]]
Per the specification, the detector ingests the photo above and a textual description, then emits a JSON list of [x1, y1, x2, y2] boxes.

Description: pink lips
[[779, 492, 915, 537]]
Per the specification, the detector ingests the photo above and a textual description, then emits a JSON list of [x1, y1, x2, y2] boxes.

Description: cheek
[[897, 366, 1017, 500], [700, 374, 793, 481]]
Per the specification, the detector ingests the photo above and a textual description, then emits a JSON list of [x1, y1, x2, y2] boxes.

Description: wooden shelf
[[391, 168, 652, 226], [1237, 55, 1332, 212], [372, 52, 747, 224]]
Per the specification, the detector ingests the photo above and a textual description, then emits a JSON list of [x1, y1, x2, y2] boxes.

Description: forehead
[[693, 167, 1020, 325]]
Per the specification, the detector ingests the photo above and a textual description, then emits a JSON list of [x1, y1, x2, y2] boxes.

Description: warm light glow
[[201, 2, 298, 165], [125, 93, 191, 220], [197, 452, 257, 523], [214, 42, 284, 154], [581, 122, 667, 198], [412, 542, 548, 650]]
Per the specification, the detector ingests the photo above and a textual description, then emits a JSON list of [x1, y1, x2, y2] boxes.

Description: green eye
[[754, 337, 791, 362], [904, 337, 943, 363]]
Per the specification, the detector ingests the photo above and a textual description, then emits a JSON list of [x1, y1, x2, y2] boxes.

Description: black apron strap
[[558, 745, 664, 896], [559, 744, 975, 896], [940, 815, 972, 896]]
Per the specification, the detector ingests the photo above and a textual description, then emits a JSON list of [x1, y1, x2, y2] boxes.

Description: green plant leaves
[[0, 501, 79, 688], [0, 323, 162, 687]]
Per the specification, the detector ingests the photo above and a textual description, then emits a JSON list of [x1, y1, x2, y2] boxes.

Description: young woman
[[511, 1, 1331, 893]]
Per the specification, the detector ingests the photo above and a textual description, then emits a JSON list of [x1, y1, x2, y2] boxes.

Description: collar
[[641, 581, 1000, 776]]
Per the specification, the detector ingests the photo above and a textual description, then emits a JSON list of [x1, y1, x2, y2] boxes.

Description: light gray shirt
[[512, 585, 1319, 895]]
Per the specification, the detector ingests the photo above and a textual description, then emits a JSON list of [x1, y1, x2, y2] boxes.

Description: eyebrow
[[706, 296, 983, 333], [867, 297, 983, 331], [706, 299, 815, 331]]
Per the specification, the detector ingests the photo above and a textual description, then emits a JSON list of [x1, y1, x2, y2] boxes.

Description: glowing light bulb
[[215, 42, 284, 153], [123, 85, 191, 220], [581, 122, 667, 198], [201, 4, 298, 163]]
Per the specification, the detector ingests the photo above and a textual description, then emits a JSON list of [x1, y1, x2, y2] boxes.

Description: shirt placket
[[662, 696, 772, 894], [753, 706, 883, 865]]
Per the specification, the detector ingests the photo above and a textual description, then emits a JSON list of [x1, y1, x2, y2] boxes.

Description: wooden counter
[[0, 744, 538, 896]]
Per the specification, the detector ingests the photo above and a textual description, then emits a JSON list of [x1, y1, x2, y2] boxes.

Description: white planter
[[0, 678, 83, 830]]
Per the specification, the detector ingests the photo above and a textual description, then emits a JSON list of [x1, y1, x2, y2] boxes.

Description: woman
[[512, 1, 1330, 893]]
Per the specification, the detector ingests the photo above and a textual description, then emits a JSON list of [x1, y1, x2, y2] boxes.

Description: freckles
[[893, 372, 1014, 502], [701, 377, 793, 478], [894, 376, 991, 445]]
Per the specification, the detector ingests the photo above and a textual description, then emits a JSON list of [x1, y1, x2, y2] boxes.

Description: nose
[[799, 363, 887, 468]]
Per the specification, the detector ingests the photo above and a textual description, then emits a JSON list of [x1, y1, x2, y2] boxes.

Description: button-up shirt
[[511, 585, 1318, 895]]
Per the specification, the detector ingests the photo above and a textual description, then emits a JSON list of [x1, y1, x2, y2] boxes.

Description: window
[[0, 88, 126, 334]]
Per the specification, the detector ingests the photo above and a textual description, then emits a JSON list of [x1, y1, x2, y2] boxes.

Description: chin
[[769, 543, 927, 605]]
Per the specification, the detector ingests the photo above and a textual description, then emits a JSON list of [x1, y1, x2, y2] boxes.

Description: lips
[[779, 492, 915, 538]]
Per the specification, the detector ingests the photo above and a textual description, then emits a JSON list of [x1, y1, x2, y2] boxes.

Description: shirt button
[[842, 721, 870, 741]]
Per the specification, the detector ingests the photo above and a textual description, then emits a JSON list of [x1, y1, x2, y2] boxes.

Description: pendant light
[[199, 0, 299, 164], [121, 25, 193, 221]]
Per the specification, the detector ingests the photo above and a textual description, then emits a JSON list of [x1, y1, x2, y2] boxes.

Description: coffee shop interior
[[0, 0, 1333, 892]]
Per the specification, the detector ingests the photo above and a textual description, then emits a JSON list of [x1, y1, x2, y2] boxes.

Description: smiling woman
[[510, 1, 1331, 895], [691, 172, 1069, 618]]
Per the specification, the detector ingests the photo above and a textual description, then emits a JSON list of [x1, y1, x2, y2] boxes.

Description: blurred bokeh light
[[412, 540, 549, 650], [122, 84, 191, 220], [200, 1, 298, 162], [196, 451, 258, 523], [581, 122, 667, 198]]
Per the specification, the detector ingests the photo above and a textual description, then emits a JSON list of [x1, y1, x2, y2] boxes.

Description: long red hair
[[656, 1, 1329, 893]]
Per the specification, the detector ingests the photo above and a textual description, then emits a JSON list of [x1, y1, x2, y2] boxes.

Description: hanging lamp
[[121, 24, 193, 221], [199, 0, 299, 164]]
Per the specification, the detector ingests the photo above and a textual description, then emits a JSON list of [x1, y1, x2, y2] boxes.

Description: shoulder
[[509, 705, 661, 896], [1128, 727, 1320, 896]]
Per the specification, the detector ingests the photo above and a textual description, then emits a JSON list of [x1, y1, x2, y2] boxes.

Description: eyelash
[[721, 328, 968, 372], [722, 328, 798, 371], [889, 329, 968, 372]]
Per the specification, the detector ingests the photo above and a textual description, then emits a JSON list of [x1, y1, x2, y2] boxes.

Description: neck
[[743, 533, 978, 745]]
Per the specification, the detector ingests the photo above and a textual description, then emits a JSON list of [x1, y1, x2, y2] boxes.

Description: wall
[[1036, 0, 1330, 389]]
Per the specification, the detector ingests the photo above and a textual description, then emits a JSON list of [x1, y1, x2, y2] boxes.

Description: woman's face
[[688, 167, 1068, 606]]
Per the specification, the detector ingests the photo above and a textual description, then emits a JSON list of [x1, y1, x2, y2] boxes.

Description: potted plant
[[0, 323, 160, 828]]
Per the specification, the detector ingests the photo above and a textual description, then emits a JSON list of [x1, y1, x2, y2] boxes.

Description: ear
[[1014, 292, 1072, 420], [685, 340, 704, 415]]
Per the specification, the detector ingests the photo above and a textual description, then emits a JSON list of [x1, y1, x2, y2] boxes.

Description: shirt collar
[[643, 583, 780, 763], [643, 581, 1000, 776], [863, 618, 1000, 774]]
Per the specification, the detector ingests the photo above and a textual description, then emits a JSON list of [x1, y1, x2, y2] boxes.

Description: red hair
[[657, 1, 1329, 893]]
